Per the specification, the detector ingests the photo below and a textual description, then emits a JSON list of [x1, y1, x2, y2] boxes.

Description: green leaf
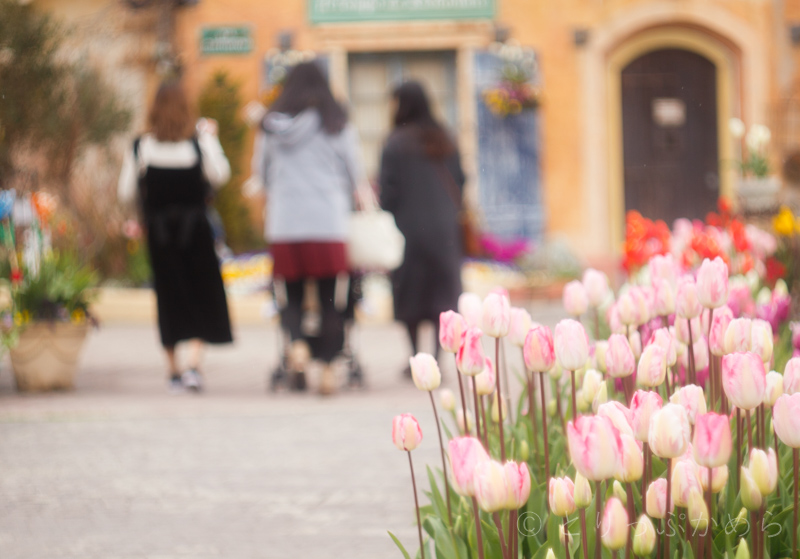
[[388, 531, 412, 559]]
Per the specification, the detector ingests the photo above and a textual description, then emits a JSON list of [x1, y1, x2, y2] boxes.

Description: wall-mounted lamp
[[573, 28, 590, 48], [278, 30, 294, 52], [493, 25, 510, 44], [791, 24, 800, 46]]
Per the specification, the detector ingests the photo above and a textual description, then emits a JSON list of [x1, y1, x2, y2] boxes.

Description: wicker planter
[[10, 322, 89, 391], [737, 176, 781, 213]]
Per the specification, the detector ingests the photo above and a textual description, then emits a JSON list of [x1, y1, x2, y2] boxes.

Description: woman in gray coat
[[380, 81, 465, 375]]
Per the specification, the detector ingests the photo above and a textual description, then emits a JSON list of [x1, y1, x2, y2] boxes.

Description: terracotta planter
[[737, 176, 781, 212], [10, 322, 89, 391]]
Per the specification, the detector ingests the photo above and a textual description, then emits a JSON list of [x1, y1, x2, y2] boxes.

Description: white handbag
[[347, 185, 405, 271]]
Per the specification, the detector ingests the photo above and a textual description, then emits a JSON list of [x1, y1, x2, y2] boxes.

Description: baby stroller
[[268, 273, 366, 392]]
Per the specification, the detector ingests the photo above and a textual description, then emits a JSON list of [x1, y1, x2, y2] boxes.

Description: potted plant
[[730, 118, 780, 212]]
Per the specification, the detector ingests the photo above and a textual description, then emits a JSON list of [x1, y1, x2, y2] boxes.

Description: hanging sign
[[200, 26, 253, 56], [309, 0, 494, 24]]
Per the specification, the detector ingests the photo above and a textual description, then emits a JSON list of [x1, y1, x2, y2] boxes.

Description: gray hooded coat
[[252, 109, 362, 243]]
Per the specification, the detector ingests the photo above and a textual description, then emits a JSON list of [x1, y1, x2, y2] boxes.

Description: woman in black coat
[[379, 81, 466, 372]]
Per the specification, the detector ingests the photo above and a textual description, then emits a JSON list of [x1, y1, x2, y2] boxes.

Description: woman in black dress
[[118, 81, 233, 392], [379, 81, 466, 372]]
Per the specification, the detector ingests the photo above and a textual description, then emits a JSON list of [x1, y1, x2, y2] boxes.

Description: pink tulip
[[630, 390, 663, 442], [750, 319, 773, 364], [671, 458, 702, 508], [474, 357, 496, 396], [601, 497, 629, 551], [650, 253, 678, 289], [637, 343, 667, 388], [629, 330, 642, 360], [650, 327, 677, 366], [563, 280, 589, 317], [458, 292, 483, 328], [764, 371, 784, 406], [392, 413, 423, 451], [524, 324, 556, 372], [597, 401, 634, 438], [709, 306, 734, 357], [648, 403, 691, 459], [773, 393, 800, 448], [631, 286, 653, 325], [474, 459, 510, 512], [676, 276, 702, 319], [507, 307, 533, 347], [670, 385, 707, 425], [617, 292, 638, 326], [697, 464, 729, 493], [554, 319, 589, 371], [409, 353, 441, 391], [724, 318, 752, 355], [505, 461, 532, 509], [457, 327, 486, 376], [645, 478, 673, 519], [440, 388, 456, 412], [722, 352, 766, 411], [567, 415, 624, 481], [652, 278, 676, 316], [693, 412, 732, 468], [616, 433, 644, 483], [785, 357, 800, 395], [607, 304, 624, 334], [583, 268, 610, 308], [549, 476, 576, 516], [696, 257, 729, 309], [606, 333, 635, 378], [482, 292, 510, 338], [692, 336, 710, 372], [439, 310, 467, 353], [448, 436, 490, 496]]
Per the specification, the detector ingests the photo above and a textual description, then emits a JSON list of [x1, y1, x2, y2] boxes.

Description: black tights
[[405, 320, 440, 357], [281, 277, 344, 364]]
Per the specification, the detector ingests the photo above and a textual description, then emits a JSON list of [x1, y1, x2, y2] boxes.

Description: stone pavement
[[0, 302, 564, 559]]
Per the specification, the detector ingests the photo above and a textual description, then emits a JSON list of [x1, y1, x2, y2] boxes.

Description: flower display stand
[[737, 176, 780, 213], [10, 322, 89, 391]]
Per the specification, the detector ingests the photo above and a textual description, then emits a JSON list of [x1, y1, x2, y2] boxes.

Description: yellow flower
[[70, 309, 85, 324], [772, 206, 795, 236], [126, 240, 139, 254], [13, 312, 23, 326]]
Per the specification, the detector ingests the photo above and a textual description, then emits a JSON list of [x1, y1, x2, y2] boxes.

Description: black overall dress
[[136, 137, 233, 348]]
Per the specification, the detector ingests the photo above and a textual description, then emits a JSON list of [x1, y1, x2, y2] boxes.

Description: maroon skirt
[[271, 241, 348, 282]]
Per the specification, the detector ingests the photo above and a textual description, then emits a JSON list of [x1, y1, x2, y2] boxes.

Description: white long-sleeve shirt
[[117, 132, 231, 204]]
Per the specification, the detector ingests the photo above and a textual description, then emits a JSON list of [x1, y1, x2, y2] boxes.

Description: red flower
[[10, 269, 22, 285], [766, 257, 787, 286]]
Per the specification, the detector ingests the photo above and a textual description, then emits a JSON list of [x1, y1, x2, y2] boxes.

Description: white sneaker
[[181, 369, 203, 393]]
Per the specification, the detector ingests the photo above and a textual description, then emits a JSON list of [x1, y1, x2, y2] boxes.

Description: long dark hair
[[269, 61, 347, 134], [392, 81, 454, 160]]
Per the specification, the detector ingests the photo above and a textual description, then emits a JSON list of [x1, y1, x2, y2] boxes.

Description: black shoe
[[169, 374, 184, 394]]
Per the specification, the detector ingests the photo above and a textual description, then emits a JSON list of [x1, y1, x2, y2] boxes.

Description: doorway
[[348, 51, 457, 179], [621, 48, 719, 225]]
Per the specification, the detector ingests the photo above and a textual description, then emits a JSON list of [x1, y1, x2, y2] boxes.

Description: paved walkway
[[0, 302, 564, 559]]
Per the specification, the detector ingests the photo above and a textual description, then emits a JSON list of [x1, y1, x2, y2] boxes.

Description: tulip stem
[[429, 391, 452, 526], [642, 443, 650, 504], [793, 448, 798, 559], [758, 404, 765, 450], [746, 411, 754, 456], [706, 308, 714, 410], [555, 379, 566, 434], [665, 459, 672, 559], [407, 451, 426, 559], [526, 369, 540, 465], [774, 425, 780, 498], [472, 376, 485, 450], [625, 484, 634, 559], [706, 467, 713, 559], [563, 515, 572, 559], [579, 508, 589, 559], [539, 371, 551, 490], [687, 318, 696, 386], [570, 370, 578, 420], [480, 395, 489, 449], [509, 510, 518, 559], [455, 355, 469, 435], [666, 365, 674, 398], [495, 338, 506, 462], [594, 308, 600, 341], [471, 496, 486, 559], [501, 341, 513, 425], [595, 482, 603, 559], [736, 408, 742, 494], [493, 512, 509, 559]]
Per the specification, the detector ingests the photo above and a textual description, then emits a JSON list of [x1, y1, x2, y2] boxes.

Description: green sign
[[200, 26, 253, 56], [309, 0, 494, 24]]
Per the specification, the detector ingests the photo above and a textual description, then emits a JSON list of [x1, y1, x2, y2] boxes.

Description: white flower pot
[[737, 176, 781, 212], [10, 322, 89, 391]]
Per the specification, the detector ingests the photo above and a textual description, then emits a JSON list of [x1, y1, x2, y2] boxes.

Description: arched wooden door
[[621, 48, 719, 225]]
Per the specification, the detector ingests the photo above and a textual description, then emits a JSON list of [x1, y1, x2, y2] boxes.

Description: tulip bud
[[740, 466, 763, 510], [645, 478, 673, 519], [671, 459, 701, 508], [439, 310, 467, 353], [592, 382, 608, 413], [392, 413, 423, 451], [563, 280, 589, 317], [559, 523, 574, 546], [637, 343, 667, 388], [670, 385, 707, 425], [409, 353, 441, 391], [687, 488, 709, 532], [594, 341, 608, 372], [474, 459, 510, 512], [630, 389, 663, 442], [696, 257, 729, 309], [617, 292, 638, 326], [507, 307, 533, 347], [698, 464, 728, 494], [632, 514, 656, 556], [709, 306, 734, 357], [491, 392, 508, 424], [457, 327, 486, 376], [785, 357, 800, 395], [766, 448, 778, 494], [749, 319, 773, 365], [549, 476, 576, 517], [629, 330, 643, 360], [650, 253, 678, 289], [606, 333, 635, 378], [616, 434, 644, 483], [612, 480, 627, 502], [764, 371, 783, 406], [567, 415, 624, 481], [518, 440, 530, 462], [692, 412, 732, 468], [648, 403, 691, 459], [601, 497, 629, 550], [650, 327, 677, 366], [449, 436, 490, 496], [554, 319, 590, 371], [583, 268, 610, 308], [547, 398, 557, 418], [676, 276, 702, 319], [523, 324, 556, 372], [722, 352, 766, 411], [574, 472, 593, 509], [748, 448, 776, 497], [482, 292, 510, 338], [724, 318, 752, 355], [475, 357, 496, 396], [456, 408, 474, 434], [440, 388, 456, 412], [545, 548, 556, 559], [631, 287, 652, 325], [458, 292, 482, 328], [735, 539, 751, 559], [504, 461, 531, 509], [582, 369, 603, 403], [652, 278, 676, 317]]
